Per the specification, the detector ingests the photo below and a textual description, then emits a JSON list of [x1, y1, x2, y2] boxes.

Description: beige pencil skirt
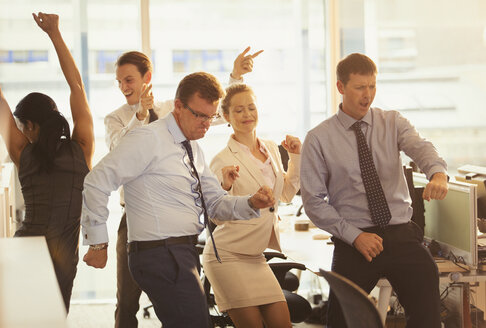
[[202, 249, 285, 312]]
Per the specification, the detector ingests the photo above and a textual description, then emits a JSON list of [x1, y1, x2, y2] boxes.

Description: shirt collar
[[231, 136, 268, 155], [336, 103, 373, 130], [166, 113, 187, 144]]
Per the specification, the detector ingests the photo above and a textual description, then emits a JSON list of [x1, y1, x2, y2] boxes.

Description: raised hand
[[32, 12, 94, 169], [281, 135, 302, 154], [32, 12, 60, 36], [249, 185, 275, 209], [231, 46, 264, 80], [221, 165, 240, 191], [137, 83, 154, 120]]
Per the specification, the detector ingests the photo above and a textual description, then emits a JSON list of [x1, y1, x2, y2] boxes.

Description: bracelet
[[89, 243, 108, 251]]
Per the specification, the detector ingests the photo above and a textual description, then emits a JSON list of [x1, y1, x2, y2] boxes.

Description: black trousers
[[115, 213, 142, 328], [128, 242, 211, 328], [327, 221, 441, 328]]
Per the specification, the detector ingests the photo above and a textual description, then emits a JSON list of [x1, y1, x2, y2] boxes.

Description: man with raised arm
[[82, 71, 274, 328], [105, 47, 262, 328]]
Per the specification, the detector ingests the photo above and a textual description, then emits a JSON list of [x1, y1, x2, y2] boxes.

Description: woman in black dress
[[0, 12, 94, 312]]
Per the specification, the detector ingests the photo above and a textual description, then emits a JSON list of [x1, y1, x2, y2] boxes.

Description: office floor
[[67, 298, 324, 328]]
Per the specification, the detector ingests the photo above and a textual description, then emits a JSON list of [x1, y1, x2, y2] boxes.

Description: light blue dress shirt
[[300, 106, 447, 245], [81, 113, 259, 244]]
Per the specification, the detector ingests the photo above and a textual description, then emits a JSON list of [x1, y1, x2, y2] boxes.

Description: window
[[150, 0, 327, 159], [340, 0, 486, 171]]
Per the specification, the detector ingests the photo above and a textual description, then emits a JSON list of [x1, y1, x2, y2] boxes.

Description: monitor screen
[[456, 164, 486, 220], [413, 173, 478, 268]]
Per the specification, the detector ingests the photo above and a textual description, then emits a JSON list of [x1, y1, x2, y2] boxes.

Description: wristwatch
[[89, 243, 108, 251], [247, 196, 257, 210]]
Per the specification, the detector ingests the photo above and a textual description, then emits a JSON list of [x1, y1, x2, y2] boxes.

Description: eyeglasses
[[184, 104, 221, 123]]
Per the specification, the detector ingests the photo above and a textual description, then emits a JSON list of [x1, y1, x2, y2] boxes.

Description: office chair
[[264, 252, 312, 323], [319, 269, 384, 328]]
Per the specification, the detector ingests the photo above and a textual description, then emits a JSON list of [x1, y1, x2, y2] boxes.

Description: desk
[[0, 237, 67, 328], [277, 223, 398, 323], [0, 163, 17, 238], [278, 216, 486, 325]]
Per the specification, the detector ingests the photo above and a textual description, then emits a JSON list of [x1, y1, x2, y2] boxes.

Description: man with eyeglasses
[[104, 48, 262, 328], [81, 71, 275, 328]]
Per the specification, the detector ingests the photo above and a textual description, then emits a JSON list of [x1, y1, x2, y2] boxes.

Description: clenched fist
[[249, 185, 275, 209], [281, 135, 302, 154]]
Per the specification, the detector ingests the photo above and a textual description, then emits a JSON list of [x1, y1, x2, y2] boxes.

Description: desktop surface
[[0, 237, 67, 328]]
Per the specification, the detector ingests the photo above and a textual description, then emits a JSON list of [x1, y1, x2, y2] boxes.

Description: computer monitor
[[413, 173, 478, 269], [455, 164, 486, 220]]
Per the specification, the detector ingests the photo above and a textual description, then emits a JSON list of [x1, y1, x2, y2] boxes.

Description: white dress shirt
[[82, 113, 259, 244], [104, 101, 174, 151]]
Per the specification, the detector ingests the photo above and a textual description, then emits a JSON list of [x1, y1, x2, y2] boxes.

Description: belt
[[127, 235, 198, 254]]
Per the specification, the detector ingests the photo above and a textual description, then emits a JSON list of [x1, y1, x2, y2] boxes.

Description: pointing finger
[[238, 46, 251, 59], [141, 83, 152, 96], [251, 49, 264, 58], [32, 13, 41, 25]]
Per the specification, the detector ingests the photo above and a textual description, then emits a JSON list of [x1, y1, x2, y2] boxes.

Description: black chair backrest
[[320, 269, 384, 328], [278, 144, 300, 195], [403, 165, 425, 232]]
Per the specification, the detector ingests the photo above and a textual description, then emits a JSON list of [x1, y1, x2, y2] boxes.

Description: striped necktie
[[182, 140, 221, 262]]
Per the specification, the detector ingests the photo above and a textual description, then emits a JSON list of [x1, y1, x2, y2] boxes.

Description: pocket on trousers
[[409, 221, 424, 243], [131, 247, 180, 286], [167, 246, 181, 283]]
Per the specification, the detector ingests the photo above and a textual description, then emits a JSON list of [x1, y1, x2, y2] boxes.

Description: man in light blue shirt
[[81, 72, 275, 327], [301, 53, 448, 328]]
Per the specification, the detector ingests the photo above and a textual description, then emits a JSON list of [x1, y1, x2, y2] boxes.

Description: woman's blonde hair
[[221, 84, 254, 115]]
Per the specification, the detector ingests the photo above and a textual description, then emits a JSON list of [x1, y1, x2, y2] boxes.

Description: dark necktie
[[148, 108, 158, 123], [182, 140, 221, 263], [352, 121, 392, 228]]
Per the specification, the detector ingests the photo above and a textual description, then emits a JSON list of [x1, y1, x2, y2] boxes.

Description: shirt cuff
[[81, 221, 109, 245], [229, 74, 244, 84], [342, 224, 365, 246], [127, 112, 146, 130], [425, 166, 448, 181], [241, 195, 260, 218]]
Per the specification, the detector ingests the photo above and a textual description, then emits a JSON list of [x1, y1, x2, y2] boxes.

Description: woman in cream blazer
[[202, 83, 301, 328]]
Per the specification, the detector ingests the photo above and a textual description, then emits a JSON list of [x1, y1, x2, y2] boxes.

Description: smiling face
[[337, 73, 376, 120], [224, 91, 258, 135], [115, 63, 151, 105], [173, 93, 219, 140]]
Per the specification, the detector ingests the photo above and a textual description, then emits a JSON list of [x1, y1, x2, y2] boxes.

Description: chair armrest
[[269, 262, 306, 290], [264, 251, 287, 261], [269, 261, 306, 272]]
